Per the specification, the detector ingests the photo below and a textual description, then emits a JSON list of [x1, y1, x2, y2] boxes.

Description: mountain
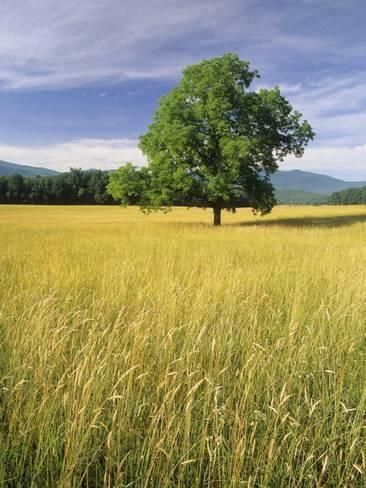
[[0, 160, 58, 177], [272, 170, 366, 195]]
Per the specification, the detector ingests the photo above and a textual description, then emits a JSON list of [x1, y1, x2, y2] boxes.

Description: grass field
[[1, 205, 366, 487]]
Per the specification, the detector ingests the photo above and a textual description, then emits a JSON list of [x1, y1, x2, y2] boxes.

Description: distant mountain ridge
[[272, 170, 366, 195], [0, 160, 58, 177]]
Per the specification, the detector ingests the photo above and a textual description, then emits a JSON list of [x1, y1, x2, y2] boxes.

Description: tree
[[88, 170, 113, 204], [0, 176, 8, 203], [329, 186, 366, 205], [7, 174, 25, 203], [0, 169, 116, 205], [107, 163, 151, 206], [107, 54, 314, 224]]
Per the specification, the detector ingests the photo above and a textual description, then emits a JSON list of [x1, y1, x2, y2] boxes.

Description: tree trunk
[[213, 206, 221, 226]]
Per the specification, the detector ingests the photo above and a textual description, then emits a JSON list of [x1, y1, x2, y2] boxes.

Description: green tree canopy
[[107, 163, 151, 206], [110, 54, 315, 225]]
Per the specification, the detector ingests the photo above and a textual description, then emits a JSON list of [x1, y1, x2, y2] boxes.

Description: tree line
[[0, 168, 115, 204], [2, 167, 365, 207], [329, 186, 366, 205]]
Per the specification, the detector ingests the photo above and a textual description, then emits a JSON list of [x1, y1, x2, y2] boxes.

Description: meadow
[[0, 205, 365, 487]]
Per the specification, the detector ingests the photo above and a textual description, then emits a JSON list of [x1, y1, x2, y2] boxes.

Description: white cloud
[[3, 138, 366, 181], [287, 75, 366, 120], [278, 73, 366, 153], [278, 83, 302, 94], [0, 139, 146, 171], [283, 145, 366, 180]]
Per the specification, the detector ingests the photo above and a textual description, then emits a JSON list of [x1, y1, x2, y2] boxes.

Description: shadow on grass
[[232, 212, 366, 229]]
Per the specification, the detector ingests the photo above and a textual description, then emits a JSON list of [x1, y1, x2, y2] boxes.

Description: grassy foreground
[[0, 205, 365, 487]]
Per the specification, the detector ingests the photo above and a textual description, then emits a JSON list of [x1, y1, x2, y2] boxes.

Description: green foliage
[[132, 53, 314, 223], [107, 163, 151, 206], [275, 189, 329, 205], [329, 186, 366, 204], [0, 169, 113, 204]]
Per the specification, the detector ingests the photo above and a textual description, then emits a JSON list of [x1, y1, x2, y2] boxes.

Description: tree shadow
[[233, 212, 366, 229]]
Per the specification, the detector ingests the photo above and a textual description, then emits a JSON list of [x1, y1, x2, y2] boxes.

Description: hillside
[[0, 160, 58, 177], [272, 170, 366, 194]]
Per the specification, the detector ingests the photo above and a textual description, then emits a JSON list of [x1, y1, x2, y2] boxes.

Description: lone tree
[[109, 54, 314, 225]]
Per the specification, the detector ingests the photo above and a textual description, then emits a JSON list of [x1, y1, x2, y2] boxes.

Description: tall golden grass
[[0, 205, 365, 486]]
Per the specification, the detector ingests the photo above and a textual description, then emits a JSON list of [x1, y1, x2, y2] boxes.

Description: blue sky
[[1, 0, 366, 178]]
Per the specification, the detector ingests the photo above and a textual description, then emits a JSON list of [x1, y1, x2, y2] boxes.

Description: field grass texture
[[0, 205, 365, 486]]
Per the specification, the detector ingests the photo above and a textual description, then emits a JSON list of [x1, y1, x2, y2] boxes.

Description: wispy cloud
[[0, 0, 346, 91], [0, 0, 235, 89], [281, 73, 366, 148]]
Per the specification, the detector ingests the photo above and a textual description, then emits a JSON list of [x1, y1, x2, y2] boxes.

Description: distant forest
[[1, 168, 366, 205], [0, 169, 115, 204], [329, 186, 366, 205]]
